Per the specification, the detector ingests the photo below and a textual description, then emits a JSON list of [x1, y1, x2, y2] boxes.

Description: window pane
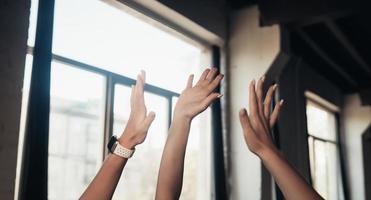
[[308, 138, 341, 200], [306, 100, 337, 141], [27, 0, 39, 47], [53, 0, 202, 93], [112, 85, 168, 199], [48, 62, 106, 199], [312, 140, 328, 198]]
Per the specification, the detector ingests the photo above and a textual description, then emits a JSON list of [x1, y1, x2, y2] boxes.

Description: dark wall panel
[[158, 0, 228, 39]]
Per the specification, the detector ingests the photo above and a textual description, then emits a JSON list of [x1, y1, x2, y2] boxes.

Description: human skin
[[239, 76, 324, 200], [155, 68, 224, 200], [80, 71, 155, 200]]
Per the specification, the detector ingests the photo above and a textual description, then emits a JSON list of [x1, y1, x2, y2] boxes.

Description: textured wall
[[228, 6, 280, 200], [0, 0, 30, 198]]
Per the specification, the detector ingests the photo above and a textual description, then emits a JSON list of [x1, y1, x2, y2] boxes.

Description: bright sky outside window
[[22, 0, 211, 199], [49, 0, 211, 199], [48, 62, 106, 199], [53, 0, 203, 93]]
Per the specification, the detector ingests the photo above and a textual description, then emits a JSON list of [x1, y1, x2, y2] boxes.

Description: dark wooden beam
[[325, 20, 371, 78], [359, 89, 371, 106], [296, 29, 358, 87], [362, 125, 371, 200], [288, 10, 352, 28]]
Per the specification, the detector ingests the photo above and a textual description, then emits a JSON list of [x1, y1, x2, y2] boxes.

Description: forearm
[[259, 148, 323, 200], [80, 154, 127, 200], [156, 115, 192, 200]]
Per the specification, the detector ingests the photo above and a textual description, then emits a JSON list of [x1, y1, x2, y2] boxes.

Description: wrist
[[256, 145, 280, 160], [118, 134, 136, 150], [173, 112, 192, 124]]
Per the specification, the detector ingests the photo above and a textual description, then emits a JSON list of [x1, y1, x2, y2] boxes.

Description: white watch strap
[[113, 142, 135, 158]]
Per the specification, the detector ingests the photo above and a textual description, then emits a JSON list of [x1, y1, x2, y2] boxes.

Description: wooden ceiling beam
[[325, 20, 371, 78], [296, 29, 358, 87]]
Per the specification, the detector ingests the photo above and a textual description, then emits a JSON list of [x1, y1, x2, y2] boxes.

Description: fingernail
[[273, 84, 278, 90], [240, 108, 247, 115], [261, 76, 265, 82], [217, 94, 223, 98], [280, 99, 284, 105]]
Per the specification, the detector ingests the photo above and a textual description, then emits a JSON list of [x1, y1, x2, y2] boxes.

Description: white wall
[[229, 6, 280, 200], [342, 94, 371, 200]]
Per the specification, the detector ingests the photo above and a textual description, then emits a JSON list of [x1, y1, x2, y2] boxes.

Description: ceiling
[[290, 11, 371, 95], [228, 0, 257, 10], [229, 0, 371, 97]]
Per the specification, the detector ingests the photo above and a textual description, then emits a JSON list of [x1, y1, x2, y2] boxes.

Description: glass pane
[[312, 140, 328, 198], [53, 0, 202, 93], [48, 62, 106, 199], [27, 0, 39, 47], [309, 139, 341, 200], [327, 143, 342, 200], [112, 85, 168, 199], [308, 136, 315, 182], [306, 100, 337, 141]]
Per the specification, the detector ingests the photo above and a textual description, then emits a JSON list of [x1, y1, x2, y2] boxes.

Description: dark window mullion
[[103, 75, 115, 157]]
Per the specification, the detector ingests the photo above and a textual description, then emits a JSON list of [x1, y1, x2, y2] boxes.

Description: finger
[[205, 67, 218, 83], [141, 70, 146, 83], [196, 68, 211, 85], [249, 80, 259, 117], [135, 74, 145, 100], [264, 84, 277, 119], [201, 92, 222, 109], [249, 80, 269, 133], [256, 76, 265, 118], [239, 108, 254, 133], [256, 76, 270, 132], [270, 99, 284, 128], [130, 85, 135, 108], [186, 74, 194, 89], [208, 74, 224, 92], [143, 111, 156, 131], [239, 109, 258, 145]]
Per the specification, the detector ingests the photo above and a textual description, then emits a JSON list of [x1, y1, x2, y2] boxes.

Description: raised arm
[[80, 71, 155, 200], [155, 68, 224, 200], [238, 77, 323, 200]]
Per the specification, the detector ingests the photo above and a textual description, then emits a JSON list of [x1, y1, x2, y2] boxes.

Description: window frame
[[19, 0, 227, 199], [305, 96, 344, 199]]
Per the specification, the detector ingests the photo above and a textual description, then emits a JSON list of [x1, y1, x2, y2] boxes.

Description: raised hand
[[239, 76, 323, 200], [239, 76, 283, 156], [119, 71, 156, 149], [80, 71, 156, 200], [175, 68, 224, 120], [155, 68, 223, 199]]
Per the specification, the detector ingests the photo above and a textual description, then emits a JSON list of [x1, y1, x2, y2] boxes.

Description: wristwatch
[[107, 135, 135, 158]]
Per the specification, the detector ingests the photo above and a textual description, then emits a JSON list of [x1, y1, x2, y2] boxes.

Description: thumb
[[143, 111, 156, 131]]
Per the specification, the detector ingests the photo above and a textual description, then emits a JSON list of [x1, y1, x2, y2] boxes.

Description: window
[[20, 0, 213, 199], [48, 62, 106, 199], [306, 95, 344, 200]]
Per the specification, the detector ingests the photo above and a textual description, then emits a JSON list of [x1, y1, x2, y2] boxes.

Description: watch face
[[107, 135, 118, 153]]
